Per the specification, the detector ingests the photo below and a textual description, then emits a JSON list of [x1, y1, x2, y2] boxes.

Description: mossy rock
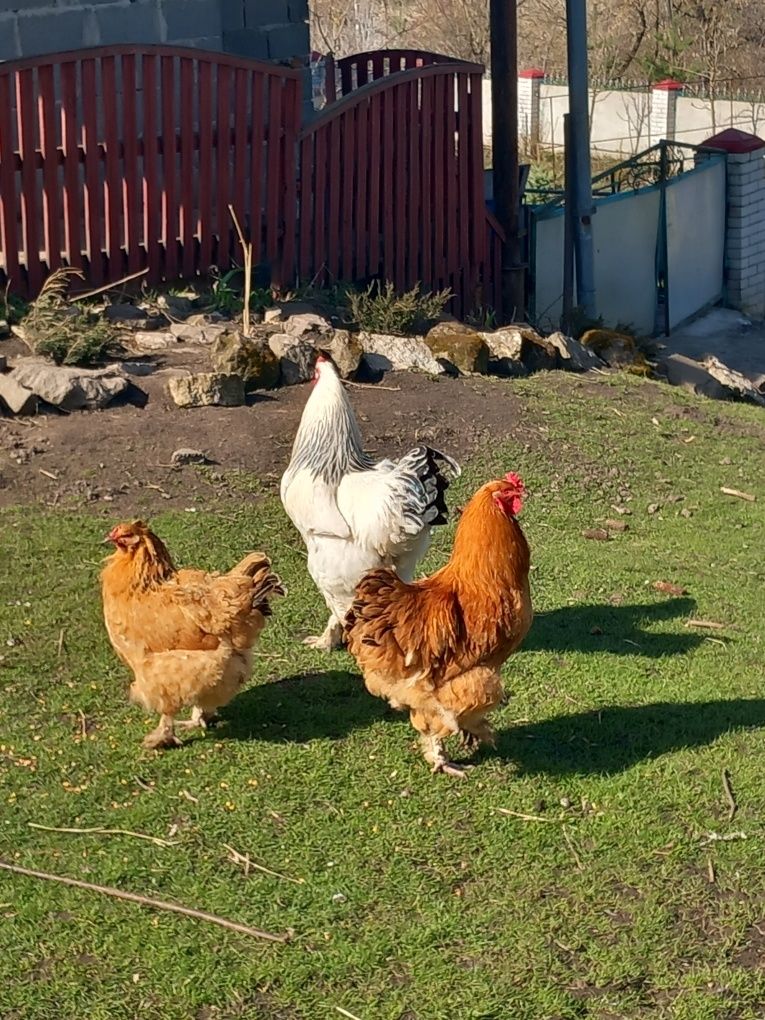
[[580, 329, 637, 369], [211, 332, 281, 390], [425, 322, 489, 374]]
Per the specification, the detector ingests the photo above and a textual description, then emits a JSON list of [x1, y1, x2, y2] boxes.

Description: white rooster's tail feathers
[[395, 445, 461, 528]]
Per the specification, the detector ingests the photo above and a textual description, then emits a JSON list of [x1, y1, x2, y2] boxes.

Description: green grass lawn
[[1, 374, 764, 1020]]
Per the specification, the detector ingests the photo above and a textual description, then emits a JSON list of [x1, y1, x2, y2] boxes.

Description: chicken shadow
[[219, 668, 384, 743], [525, 596, 707, 658], [491, 699, 765, 776]]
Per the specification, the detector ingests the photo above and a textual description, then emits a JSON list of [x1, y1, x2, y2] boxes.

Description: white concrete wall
[[482, 78, 765, 156]]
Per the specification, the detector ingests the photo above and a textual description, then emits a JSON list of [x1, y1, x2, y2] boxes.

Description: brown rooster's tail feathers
[[231, 551, 272, 577]]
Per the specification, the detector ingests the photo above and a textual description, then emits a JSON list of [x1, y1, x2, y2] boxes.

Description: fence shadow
[[491, 699, 765, 776]]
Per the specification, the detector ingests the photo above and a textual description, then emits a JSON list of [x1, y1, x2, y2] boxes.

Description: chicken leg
[[142, 714, 182, 750], [303, 615, 344, 651], [175, 706, 218, 731], [410, 709, 467, 778]]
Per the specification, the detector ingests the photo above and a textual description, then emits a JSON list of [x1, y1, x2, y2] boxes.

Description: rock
[[521, 334, 559, 373], [0, 319, 9, 339], [481, 329, 527, 377], [212, 332, 281, 390], [169, 321, 228, 345], [0, 373, 37, 415], [171, 448, 212, 466], [546, 331, 605, 372], [268, 334, 316, 385], [0, 355, 5, 372], [316, 329, 362, 379], [158, 294, 195, 320], [580, 328, 636, 369], [358, 333, 444, 375], [11, 359, 129, 410], [282, 312, 332, 338], [132, 331, 178, 352], [121, 360, 157, 377], [167, 373, 245, 408], [701, 355, 765, 406], [659, 353, 763, 403], [105, 303, 145, 322], [186, 312, 229, 326], [425, 322, 489, 374], [263, 307, 283, 324]]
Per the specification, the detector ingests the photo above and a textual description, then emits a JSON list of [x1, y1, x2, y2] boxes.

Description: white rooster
[[280, 355, 460, 650]]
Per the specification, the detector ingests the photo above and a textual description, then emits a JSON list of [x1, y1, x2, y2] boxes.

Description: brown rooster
[[344, 473, 532, 776], [101, 521, 285, 750]]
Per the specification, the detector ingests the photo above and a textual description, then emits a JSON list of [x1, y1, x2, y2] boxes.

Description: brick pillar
[[703, 128, 765, 320], [518, 68, 544, 147], [650, 79, 683, 143]]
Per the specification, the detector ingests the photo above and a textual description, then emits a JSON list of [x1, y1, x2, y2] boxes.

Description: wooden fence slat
[[179, 57, 195, 278], [232, 67, 248, 235], [101, 56, 123, 280], [353, 98, 368, 280], [407, 79, 420, 288], [142, 53, 161, 282], [60, 61, 82, 272], [249, 71, 265, 268], [198, 60, 214, 271], [265, 77, 283, 277], [17, 68, 42, 292], [215, 62, 231, 268], [0, 73, 20, 289], [298, 134, 312, 281], [326, 114, 341, 279], [81, 58, 103, 285], [394, 82, 407, 289], [420, 75, 433, 287], [161, 54, 178, 278], [445, 71, 459, 312], [122, 53, 140, 274], [381, 89, 395, 280], [432, 75, 446, 290], [37, 64, 62, 273], [341, 106, 354, 281], [468, 72, 486, 312], [456, 73, 470, 312], [280, 77, 300, 286], [312, 123, 327, 283], [366, 94, 381, 278]]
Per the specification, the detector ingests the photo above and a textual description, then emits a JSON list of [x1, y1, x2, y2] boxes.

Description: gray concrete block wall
[[0, 0, 310, 72]]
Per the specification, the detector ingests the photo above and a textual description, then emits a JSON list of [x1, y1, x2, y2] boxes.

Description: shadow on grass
[[220, 668, 383, 743], [526, 597, 705, 657], [493, 699, 765, 776]]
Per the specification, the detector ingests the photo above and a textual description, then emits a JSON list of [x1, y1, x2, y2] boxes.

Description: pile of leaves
[[19, 268, 115, 366]]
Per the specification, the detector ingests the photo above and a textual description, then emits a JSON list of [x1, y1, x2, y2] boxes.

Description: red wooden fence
[[298, 61, 501, 318], [0, 45, 302, 297], [333, 49, 455, 98]]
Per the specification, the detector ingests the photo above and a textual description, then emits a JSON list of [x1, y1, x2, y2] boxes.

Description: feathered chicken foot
[[175, 706, 218, 731], [420, 734, 470, 779], [142, 714, 182, 751], [302, 616, 344, 651]]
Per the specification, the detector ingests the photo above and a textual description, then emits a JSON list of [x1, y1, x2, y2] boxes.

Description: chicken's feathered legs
[[142, 714, 181, 750], [303, 614, 344, 651], [409, 708, 467, 778]]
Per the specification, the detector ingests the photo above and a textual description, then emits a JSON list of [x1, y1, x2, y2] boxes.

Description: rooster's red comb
[[504, 472, 525, 492]]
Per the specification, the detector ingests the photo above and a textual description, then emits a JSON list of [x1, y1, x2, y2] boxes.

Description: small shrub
[[21, 268, 114, 366], [346, 281, 452, 336], [466, 306, 498, 331]]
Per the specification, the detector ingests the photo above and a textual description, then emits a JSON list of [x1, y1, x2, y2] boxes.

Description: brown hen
[[344, 473, 532, 776], [101, 521, 285, 750]]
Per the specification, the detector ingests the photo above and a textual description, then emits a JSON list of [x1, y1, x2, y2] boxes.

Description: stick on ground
[[29, 822, 176, 848], [0, 861, 288, 942], [722, 768, 737, 822]]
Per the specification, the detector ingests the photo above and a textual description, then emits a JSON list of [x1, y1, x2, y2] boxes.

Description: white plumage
[[280, 356, 460, 649]]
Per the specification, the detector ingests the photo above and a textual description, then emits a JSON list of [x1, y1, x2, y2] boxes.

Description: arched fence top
[[300, 59, 484, 139], [0, 43, 302, 80], [336, 48, 463, 71]]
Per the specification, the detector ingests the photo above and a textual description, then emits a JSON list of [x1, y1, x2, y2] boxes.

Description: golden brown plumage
[[101, 521, 285, 750], [344, 473, 532, 776]]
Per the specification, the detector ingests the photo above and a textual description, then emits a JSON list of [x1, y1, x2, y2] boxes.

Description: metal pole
[[561, 112, 574, 333], [490, 0, 525, 322], [565, 0, 596, 317]]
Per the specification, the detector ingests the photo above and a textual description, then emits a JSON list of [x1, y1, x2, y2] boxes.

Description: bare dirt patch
[[0, 369, 529, 514]]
